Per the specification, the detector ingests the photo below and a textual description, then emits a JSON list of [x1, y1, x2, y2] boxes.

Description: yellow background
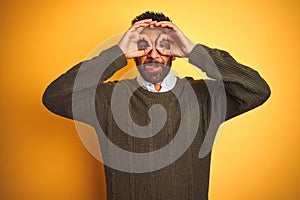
[[1, 0, 299, 199]]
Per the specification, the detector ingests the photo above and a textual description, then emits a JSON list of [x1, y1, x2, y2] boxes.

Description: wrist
[[117, 43, 126, 55], [185, 43, 196, 57]]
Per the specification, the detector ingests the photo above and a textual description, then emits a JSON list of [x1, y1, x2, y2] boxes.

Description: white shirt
[[137, 70, 177, 93]]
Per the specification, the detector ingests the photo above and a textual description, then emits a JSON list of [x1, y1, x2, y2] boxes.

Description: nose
[[148, 46, 160, 59]]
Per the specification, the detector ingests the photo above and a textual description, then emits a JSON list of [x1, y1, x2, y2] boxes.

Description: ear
[[172, 56, 176, 61]]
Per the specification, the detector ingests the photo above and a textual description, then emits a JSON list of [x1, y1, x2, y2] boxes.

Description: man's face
[[135, 27, 174, 84]]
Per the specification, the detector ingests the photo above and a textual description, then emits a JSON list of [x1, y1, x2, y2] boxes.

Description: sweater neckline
[[132, 77, 187, 99]]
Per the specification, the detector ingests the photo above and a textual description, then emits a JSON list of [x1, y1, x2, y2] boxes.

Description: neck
[[154, 83, 162, 91]]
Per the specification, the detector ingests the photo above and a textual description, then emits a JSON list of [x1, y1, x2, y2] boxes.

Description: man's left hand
[[154, 21, 195, 58]]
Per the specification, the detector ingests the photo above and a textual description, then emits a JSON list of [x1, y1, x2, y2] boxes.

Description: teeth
[[145, 63, 161, 67], [148, 64, 159, 67], [145, 64, 161, 71]]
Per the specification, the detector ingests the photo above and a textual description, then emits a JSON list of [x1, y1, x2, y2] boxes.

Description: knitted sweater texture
[[43, 44, 270, 200]]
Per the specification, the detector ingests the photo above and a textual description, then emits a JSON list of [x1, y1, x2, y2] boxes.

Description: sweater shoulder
[[182, 77, 215, 101], [183, 77, 211, 90], [97, 79, 137, 98]]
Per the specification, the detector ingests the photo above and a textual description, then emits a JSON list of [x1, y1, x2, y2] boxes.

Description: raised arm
[[153, 21, 270, 120], [42, 45, 127, 121], [189, 44, 271, 120], [43, 19, 160, 125]]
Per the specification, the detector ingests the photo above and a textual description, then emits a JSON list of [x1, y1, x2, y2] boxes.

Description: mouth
[[143, 61, 164, 72], [137, 60, 171, 84]]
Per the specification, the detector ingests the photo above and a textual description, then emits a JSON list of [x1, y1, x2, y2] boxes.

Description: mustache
[[142, 61, 165, 66]]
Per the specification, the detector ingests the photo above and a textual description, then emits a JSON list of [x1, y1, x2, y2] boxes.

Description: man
[[43, 11, 270, 200]]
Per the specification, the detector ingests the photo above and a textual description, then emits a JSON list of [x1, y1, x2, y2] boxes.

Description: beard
[[136, 60, 171, 84]]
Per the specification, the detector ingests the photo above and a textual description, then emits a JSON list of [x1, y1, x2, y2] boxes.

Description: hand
[[154, 21, 195, 58], [118, 19, 155, 59]]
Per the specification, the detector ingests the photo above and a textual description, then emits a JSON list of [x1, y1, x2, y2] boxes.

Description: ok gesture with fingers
[[154, 21, 195, 58], [118, 19, 155, 59]]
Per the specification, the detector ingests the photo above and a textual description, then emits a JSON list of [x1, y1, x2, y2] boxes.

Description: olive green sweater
[[43, 44, 270, 200]]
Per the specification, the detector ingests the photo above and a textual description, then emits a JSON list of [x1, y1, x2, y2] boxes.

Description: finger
[[159, 24, 178, 31], [135, 26, 145, 34], [154, 21, 173, 26], [134, 19, 152, 25], [149, 20, 157, 27], [157, 48, 172, 56], [125, 49, 145, 59], [127, 47, 152, 59], [139, 34, 153, 48], [170, 43, 185, 58], [130, 23, 150, 30], [128, 24, 150, 34], [155, 33, 168, 47], [132, 19, 153, 29], [155, 34, 172, 56], [154, 21, 179, 31], [143, 46, 152, 55], [149, 20, 157, 24]]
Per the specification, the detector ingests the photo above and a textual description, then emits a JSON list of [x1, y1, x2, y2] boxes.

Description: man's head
[[132, 11, 175, 84]]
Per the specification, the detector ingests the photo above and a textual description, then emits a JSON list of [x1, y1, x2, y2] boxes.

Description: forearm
[[42, 45, 127, 119], [189, 44, 271, 119]]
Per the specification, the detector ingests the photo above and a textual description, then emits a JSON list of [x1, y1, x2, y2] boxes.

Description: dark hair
[[131, 11, 171, 25]]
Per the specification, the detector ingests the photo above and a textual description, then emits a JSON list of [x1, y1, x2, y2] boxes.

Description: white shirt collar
[[137, 70, 177, 93]]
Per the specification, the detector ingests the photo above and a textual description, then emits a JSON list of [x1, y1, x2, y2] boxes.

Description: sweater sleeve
[[42, 45, 127, 122], [189, 44, 271, 120]]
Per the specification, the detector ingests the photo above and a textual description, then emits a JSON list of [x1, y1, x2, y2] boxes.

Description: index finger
[[129, 23, 150, 32], [155, 34, 172, 56], [154, 21, 179, 32], [138, 34, 153, 48], [133, 19, 152, 25]]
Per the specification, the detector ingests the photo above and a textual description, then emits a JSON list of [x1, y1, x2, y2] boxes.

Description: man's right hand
[[118, 19, 154, 59]]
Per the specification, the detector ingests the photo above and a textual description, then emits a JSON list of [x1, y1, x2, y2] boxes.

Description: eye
[[158, 41, 170, 50], [137, 40, 149, 50]]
